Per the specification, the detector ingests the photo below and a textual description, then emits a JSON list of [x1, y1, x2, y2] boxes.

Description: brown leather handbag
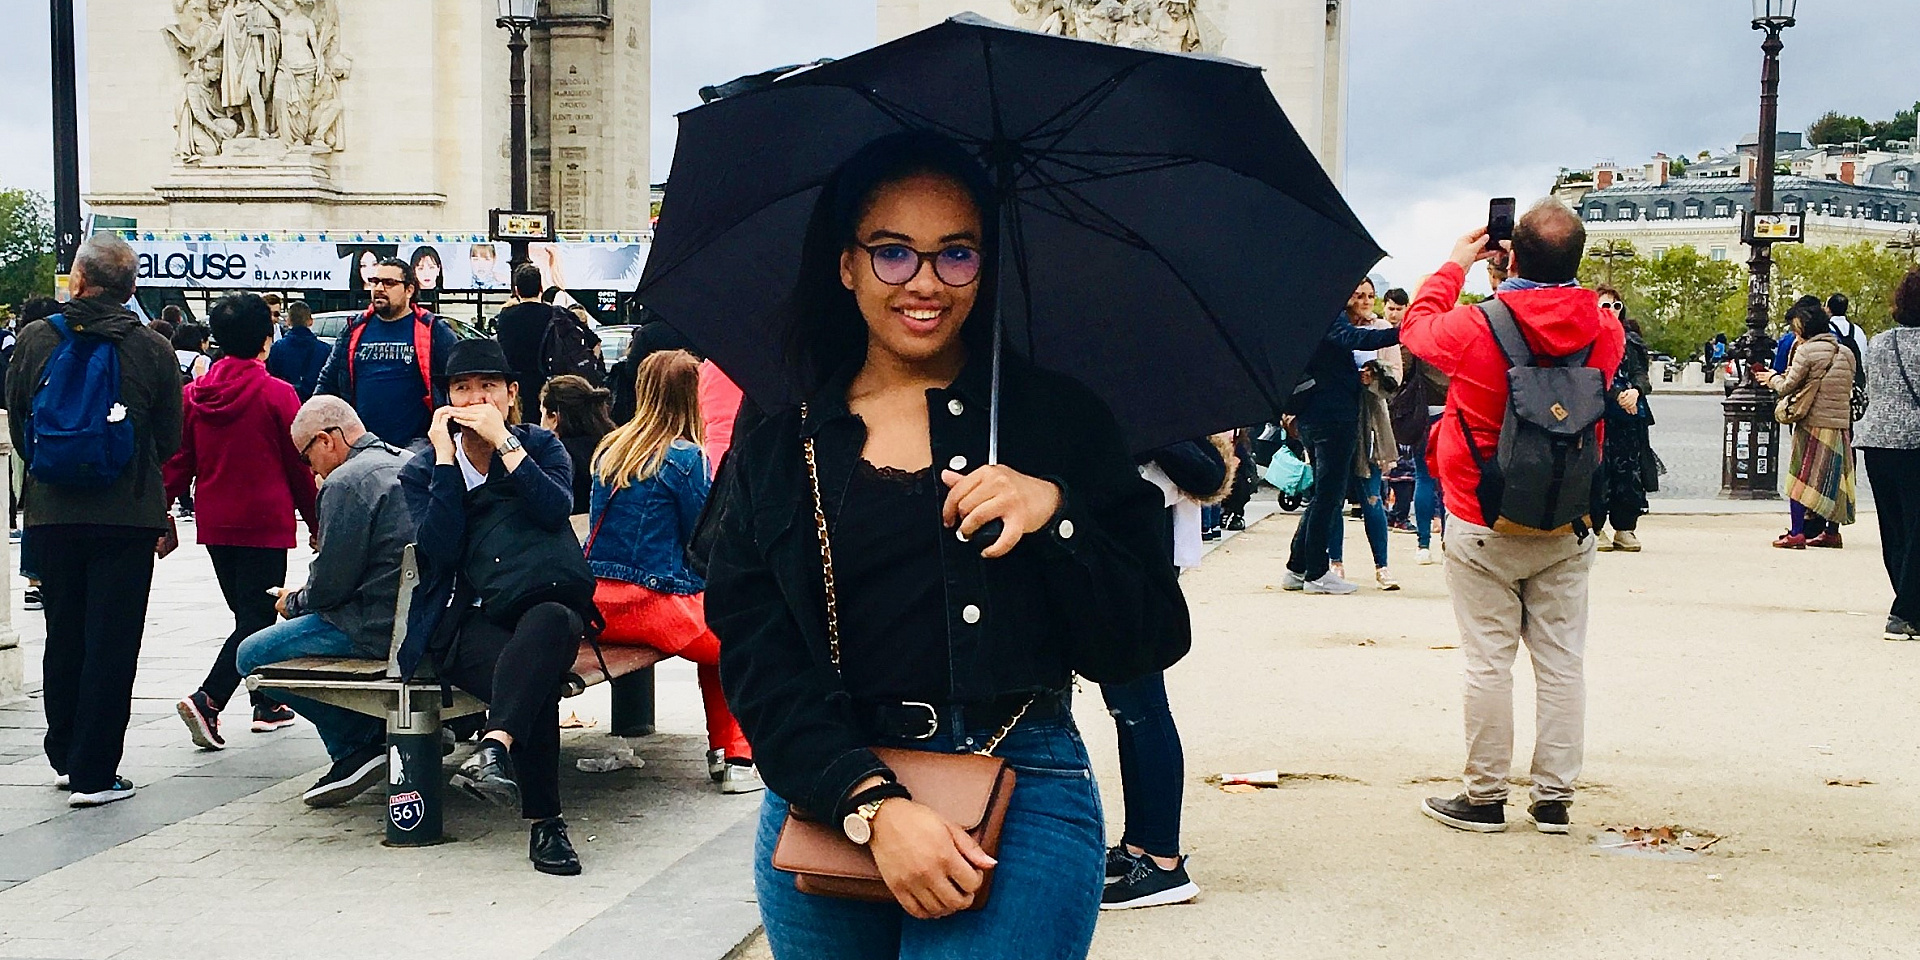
[[769, 422, 1027, 909]]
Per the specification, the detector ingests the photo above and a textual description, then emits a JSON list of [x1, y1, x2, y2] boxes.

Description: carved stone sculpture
[[1013, 0, 1219, 53], [166, 0, 352, 163], [1006, 0, 1213, 53]]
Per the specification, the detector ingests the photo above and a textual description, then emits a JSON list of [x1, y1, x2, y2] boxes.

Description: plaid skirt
[[1786, 426, 1856, 525]]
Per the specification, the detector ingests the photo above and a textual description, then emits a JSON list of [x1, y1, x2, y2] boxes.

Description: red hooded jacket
[[163, 357, 318, 549], [1398, 262, 1625, 529]]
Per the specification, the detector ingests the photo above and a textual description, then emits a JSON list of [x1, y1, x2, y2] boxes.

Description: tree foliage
[[1808, 111, 1869, 146], [0, 188, 54, 313], [1579, 246, 1745, 358], [1773, 242, 1918, 334]]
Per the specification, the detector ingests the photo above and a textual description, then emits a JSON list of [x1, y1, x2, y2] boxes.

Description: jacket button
[[949, 455, 968, 471], [962, 604, 982, 624], [948, 399, 965, 416], [1058, 519, 1075, 540]]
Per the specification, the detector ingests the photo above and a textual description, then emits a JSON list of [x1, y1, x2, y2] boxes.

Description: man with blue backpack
[[6, 233, 184, 808]]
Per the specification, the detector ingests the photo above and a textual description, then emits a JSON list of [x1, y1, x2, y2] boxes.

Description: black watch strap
[[841, 781, 912, 821]]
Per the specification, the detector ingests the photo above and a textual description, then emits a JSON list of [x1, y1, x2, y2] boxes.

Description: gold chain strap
[[799, 405, 1033, 758]]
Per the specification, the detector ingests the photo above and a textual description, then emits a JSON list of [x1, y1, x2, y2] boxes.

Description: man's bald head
[[1511, 198, 1586, 285]]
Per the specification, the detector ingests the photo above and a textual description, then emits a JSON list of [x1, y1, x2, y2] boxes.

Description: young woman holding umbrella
[[708, 133, 1189, 956]]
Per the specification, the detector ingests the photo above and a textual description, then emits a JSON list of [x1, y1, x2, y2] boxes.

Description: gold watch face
[[842, 811, 873, 845]]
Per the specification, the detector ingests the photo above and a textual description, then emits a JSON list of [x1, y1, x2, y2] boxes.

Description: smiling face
[[1347, 281, 1376, 321], [838, 173, 984, 373]]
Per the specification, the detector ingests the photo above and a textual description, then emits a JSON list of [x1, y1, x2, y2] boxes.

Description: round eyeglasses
[[858, 243, 982, 287]]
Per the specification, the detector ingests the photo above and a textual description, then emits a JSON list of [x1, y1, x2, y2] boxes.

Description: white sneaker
[[69, 776, 136, 808], [1375, 568, 1401, 591], [718, 762, 765, 795], [1416, 548, 1434, 566], [1281, 569, 1305, 591], [1303, 571, 1359, 595]]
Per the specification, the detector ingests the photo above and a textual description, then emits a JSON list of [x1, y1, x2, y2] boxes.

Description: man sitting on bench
[[236, 397, 416, 807], [398, 339, 598, 877]]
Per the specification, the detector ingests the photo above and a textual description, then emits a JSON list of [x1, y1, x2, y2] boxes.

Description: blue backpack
[[25, 314, 136, 489]]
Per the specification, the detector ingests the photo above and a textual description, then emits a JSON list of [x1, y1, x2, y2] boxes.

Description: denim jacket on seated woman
[[586, 439, 711, 595]]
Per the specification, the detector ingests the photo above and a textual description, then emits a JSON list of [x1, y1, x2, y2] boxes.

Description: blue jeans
[[1099, 672, 1183, 859], [755, 719, 1104, 960], [1414, 437, 1445, 550], [235, 615, 385, 762], [1286, 419, 1357, 581], [1330, 462, 1389, 569]]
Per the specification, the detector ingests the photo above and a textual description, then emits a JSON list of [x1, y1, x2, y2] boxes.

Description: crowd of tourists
[[11, 177, 1920, 955]]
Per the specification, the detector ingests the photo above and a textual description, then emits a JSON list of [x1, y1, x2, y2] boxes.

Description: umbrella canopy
[[638, 13, 1384, 453]]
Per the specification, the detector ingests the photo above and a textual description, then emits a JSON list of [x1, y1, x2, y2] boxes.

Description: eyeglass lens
[[867, 244, 981, 287]]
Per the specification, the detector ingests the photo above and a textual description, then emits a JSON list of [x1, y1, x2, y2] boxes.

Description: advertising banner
[[129, 236, 649, 291]]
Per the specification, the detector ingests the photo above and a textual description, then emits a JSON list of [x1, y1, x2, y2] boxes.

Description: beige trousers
[[1442, 517, 1595, 804]]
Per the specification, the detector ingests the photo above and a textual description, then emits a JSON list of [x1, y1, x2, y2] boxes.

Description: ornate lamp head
[[497, 0, 538, 28], [1752, 0, 1796, 31]]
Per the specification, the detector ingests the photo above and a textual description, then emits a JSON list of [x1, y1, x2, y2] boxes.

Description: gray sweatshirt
[[1855, 328, 1920, 451], [284, 435, 417, 657]]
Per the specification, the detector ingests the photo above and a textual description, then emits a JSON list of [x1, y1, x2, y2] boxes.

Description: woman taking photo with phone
[[708, 132, 1190, 958]]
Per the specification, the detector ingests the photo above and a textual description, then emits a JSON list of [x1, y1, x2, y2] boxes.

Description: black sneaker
[[1528, 800, 1571, 834], [252, 702, 298, 733], [1420, 794, 1507, 833], [1101, 855, 1198, 910], [176, 691, 226, 750], [69, 776, 137, 808], [1104, 845, 1140, 880], [452, 739, 521, 810], [1225, 513, 1247, 532], [1201, 528, 1222, 542], [1885, 617, 1919, 642], [530, 817, 582, 875], [302, 745, 389, 808], [23, 588, 42, 611]]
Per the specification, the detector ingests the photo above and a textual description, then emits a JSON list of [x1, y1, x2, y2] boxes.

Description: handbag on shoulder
[[768, 415, 1022, 910]]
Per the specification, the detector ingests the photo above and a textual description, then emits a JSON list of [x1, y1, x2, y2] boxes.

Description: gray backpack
[[1457, 298, 1606, 533]]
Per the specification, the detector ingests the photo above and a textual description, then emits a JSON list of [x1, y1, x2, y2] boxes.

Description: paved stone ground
[[0, 532, 764, 960]]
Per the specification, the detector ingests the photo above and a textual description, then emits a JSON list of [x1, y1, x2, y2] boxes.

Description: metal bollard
[[609, 667, 656, 737], [384, 708, 445, 846]]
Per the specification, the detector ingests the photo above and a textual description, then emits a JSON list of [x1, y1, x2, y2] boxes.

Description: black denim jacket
[[709, 353, 1191, 821]]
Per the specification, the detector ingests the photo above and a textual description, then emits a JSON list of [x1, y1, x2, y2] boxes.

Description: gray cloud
[[5, 0, 1911, 287]]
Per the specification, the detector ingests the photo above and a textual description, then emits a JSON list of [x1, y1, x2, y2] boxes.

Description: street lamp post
[[50, 0, 82, 276], [1721, 0, 1796, 499], [497, 0, 538, 268]]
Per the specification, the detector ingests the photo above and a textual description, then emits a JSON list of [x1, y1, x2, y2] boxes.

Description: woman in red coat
[[164, 293, 318, 749]]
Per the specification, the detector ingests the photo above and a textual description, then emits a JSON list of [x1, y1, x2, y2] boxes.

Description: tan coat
[[1768, 334, 1857, 430]]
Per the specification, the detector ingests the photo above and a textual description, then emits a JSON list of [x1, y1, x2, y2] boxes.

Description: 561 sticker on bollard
[[389, 790, 425, 831]]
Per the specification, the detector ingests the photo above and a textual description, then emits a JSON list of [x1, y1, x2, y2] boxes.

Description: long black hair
[[786, 130, 998, 397]]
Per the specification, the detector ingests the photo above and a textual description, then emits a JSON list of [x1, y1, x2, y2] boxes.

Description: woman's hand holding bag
[[866, 798, 998, 919]]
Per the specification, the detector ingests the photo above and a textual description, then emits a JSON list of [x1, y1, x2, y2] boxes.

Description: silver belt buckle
[[901, 701, 939, 740]]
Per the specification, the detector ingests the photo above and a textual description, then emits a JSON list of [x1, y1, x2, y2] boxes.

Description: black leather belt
[[855, 689, 1072, 742]]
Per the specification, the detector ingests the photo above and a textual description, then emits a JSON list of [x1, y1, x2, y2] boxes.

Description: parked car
[[596, 324, 636, 364], [311, 310, 358, 347]]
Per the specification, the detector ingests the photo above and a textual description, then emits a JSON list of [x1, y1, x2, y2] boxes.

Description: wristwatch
[[496, 434, 524, 454], [842, 798, 892, 846]]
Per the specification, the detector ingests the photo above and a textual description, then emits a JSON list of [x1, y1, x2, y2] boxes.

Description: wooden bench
[[245, 545, 665, 845]]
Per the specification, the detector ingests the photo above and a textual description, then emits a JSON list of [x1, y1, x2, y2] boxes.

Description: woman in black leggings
[[398, 339, 599, 875]]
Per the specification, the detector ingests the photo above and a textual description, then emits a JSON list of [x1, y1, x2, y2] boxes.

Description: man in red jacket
[[1398, 200, 1624, 836], [165, 293, 319, 749]]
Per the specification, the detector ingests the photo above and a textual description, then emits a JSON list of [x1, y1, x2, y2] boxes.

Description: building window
[[1711, 247, 1728, 261], [1897, 169, 1912, 189], [1684, 200, 1703, 218], [1655, 201, 1674, 219], [1713, 200, 1732, 217], [1782, 197, 1801, 213], [1585, 205, 1605, 222], [1652, 246, 1670, 257], [1616, 204, 1637, 220]]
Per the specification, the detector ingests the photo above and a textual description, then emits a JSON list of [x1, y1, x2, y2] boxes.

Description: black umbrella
[[638, 13, 1383, 454]]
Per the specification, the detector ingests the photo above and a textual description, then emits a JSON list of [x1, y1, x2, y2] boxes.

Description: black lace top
[[825, 458, 948, 700]]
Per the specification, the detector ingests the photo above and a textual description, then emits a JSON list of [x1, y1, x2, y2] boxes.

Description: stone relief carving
[[1012, 0, 1219, 53], [166, 0, 352, 164]]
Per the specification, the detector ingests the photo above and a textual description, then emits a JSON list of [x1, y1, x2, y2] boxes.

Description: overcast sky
[[4, 1, 1916, 291]]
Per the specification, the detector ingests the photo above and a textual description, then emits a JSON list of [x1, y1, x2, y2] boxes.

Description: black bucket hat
[[440, 338, 514, 384]]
